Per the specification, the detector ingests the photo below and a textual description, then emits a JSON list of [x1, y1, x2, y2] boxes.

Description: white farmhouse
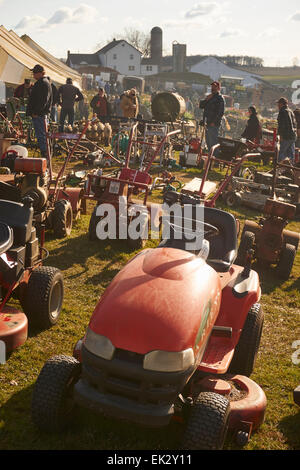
[[97, 40, 142, 76], [190, 57, 261, 87]]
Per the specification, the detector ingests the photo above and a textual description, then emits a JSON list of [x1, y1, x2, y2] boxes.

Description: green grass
[[0, 159, 299, 450], [263, 75, 300, 86]]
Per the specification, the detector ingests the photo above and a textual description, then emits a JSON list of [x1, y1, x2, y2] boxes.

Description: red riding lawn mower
[[0, 198, 64, 359], [31, 192, 266, 449], [0, 119, 89, 238]]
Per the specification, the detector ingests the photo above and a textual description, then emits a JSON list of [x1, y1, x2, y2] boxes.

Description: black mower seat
[[0, 222, 13, 255], [159, 207, 237, 273], [0, 199, 33, 247]]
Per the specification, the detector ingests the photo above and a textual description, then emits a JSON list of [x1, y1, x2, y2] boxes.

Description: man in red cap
[[277, 97, 297, 164], [199, 81, 225, 154], [26, 64, 52, 157]]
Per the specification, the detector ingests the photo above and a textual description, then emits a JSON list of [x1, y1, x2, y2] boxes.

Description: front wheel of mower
[[32, 355, 81, 432], [277, 244, 296, 281], [52, 199, 73, 238], [228, 303, 264, 377], [236, 231, 255, 267], [182, 392, 230, 450], [22, 266, 64, 329]]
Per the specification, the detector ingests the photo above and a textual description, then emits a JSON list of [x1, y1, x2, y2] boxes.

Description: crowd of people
[[13, 63, 141, 156], [12, 63, 300, 164], [199, 80, 300, 164]]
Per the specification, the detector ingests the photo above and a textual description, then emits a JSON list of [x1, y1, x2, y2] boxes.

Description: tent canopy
[[0, 26, 81, 88]]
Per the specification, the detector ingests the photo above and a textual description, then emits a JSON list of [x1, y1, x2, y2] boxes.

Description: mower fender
[[228, 375, 267, 433], [216, 266, 261, 343], [50, 188, 85, 218]]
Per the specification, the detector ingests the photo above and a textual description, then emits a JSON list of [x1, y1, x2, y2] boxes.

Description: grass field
[[0, 159, 299, 450], [263, 75, 300, 86]]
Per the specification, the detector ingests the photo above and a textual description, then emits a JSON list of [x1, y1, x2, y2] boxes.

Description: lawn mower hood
[[86, 247, 222, 362]]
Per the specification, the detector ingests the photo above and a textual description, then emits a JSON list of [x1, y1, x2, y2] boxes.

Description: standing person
[[277, 97, 297, 164], [241, 106, 262, 143], [48, 77, 59, 123], [26, 64, 52, 157], [120, 89, 139, 119], [14, 79, 33, 112], [293, 108, 300, 148], [199, 81, 225, 153], [104, 81, 111, 96], [58, 78, 83, 132], [90, 88, 111, 122], [14, 78, 33, 99], [78, 95, 89, 121]]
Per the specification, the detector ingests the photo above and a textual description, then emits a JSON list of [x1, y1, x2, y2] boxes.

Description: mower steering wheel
[[168, 220, 219, 240]]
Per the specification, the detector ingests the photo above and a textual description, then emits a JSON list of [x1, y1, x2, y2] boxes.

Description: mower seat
[[159, 207, 237, 273], [0, 200, 33, 247], [0, 223, 13, 255]]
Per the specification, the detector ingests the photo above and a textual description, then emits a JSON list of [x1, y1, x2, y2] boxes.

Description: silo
[[151, 27, 163, 69], [172, 42, 187, 73]]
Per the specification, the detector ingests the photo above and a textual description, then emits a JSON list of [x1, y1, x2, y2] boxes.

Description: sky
[[0, 0, 300, 67]]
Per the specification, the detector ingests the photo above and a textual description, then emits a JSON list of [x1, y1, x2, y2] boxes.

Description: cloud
[[15, 15, 46, 30], [219, 28, 243, 38], [185, 2, 218, 19], [15, 3, 102, 32], [164, 1, 228, 30], [290, 11, 300, 22]]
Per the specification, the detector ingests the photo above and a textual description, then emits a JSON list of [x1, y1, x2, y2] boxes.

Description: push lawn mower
[[0, 198, 64, 357], [31, 192, 266, 449]]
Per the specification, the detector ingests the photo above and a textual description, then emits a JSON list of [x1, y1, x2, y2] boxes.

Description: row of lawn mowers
[[1, 128, 299, 450]]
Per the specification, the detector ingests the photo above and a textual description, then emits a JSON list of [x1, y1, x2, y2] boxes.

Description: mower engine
[[14, 158, 49, 212]]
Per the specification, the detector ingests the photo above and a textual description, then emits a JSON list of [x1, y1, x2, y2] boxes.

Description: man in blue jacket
[[26, 64, 52, 157], [199, 81, 225, 154], [277, 97, 297, 164]]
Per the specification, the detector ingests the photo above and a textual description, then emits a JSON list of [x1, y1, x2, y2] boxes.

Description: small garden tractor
[[236, 150, 300, 280], [31, 193, 266, 449], [0, 198, 64, 359], [85, 122, 180, 249]]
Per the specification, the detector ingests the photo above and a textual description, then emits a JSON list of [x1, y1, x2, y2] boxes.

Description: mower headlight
[[143, 349, 195, 372], [84, 328, 115, 360]]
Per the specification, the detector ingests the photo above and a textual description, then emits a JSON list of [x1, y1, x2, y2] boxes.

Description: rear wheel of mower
[[228, 303, 264, 377], [182, 392, 230, 450], [52, 199, 73, 238], [22, 266, 64, 329], [31, 355, 81, 432], [277, 244, 296, 280], [236, 231, 255, 267], [88, 205, 100, 241]]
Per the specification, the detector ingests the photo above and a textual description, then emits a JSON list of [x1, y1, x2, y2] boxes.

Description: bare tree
[[95, 29, 151, 57]]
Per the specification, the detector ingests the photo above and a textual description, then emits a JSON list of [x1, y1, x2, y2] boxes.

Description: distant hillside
[[236, 66, 300, 86]]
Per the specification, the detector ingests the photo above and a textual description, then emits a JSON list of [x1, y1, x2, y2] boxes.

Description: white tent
[[0, 26, 81, 87]]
